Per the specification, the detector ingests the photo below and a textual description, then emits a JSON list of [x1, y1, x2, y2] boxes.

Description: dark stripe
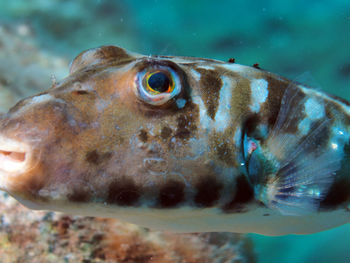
[[157, 180, 185, 208], [222, 175, 254, 213], [243, 114, 261, 138], [107, 178, 140, 206], [85, 150, 112, 165], [222, 71, 252, 121], [267, 83, 306, 134], [194, 176, 223, 207], [260, 75, 290, 129], [67, 187, 91, 203], [321, 179, 350, 209], [196, 68, 223, 120]]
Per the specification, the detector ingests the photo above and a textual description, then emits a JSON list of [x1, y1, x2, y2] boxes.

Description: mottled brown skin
[[0, 46, 269, 210], [1, 46, 350, 235], [0, 46, 233, 209]]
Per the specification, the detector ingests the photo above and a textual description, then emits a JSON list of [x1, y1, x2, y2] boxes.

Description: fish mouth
[[0, 136, 31, 174]]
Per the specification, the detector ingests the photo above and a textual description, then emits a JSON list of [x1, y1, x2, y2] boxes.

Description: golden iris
[[145, 71, 174, 95]]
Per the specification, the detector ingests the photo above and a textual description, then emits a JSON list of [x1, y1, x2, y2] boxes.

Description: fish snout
[[0, 113, 55, 208], [0, 96, 60, 178], [0, 95, 67, 196]]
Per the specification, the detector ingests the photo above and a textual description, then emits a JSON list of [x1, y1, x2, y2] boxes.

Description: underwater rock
[[0, 23, 67, 112], [0, 193, 255, 263]]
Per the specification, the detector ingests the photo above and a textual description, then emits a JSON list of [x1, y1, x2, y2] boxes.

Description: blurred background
[[0, 0, 349, 262]]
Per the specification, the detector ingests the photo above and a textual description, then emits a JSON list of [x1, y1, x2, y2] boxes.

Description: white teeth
[[0, 136, 30, 173]]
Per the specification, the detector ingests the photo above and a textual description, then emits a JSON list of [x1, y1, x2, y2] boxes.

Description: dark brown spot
[[72, 90, 89, 95], [160, 126, 172, 139], [139, 129, 148, 142], [320, 178, 350, 209], [86, 150, 99, 165], [244, 114, 261, 138], [86, 150, 112, 165], [67, 188, 90, 203], [228, 58, 235, 63], [194, 176, 223, 207], [107, 178, 140, 206], [222, 175, 254, 213], [176, 115, 190, 138], [196, 68, 223, 120], [175, 114, 196, 139], [158, 180, 185, 208]]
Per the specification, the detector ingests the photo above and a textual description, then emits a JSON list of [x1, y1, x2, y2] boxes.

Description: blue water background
[[0, 1, 349, 262]]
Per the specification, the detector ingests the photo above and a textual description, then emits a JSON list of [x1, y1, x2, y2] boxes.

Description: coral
[[0, 193, 255, 263]]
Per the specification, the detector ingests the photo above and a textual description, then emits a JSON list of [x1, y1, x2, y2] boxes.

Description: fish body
[[0, 46, 349, 235]]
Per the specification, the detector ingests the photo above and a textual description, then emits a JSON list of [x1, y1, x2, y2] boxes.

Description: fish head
[[0, 46, 236, 211]]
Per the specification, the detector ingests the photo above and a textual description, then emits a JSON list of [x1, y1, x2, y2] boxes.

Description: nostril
[[0, 150, 26, 162]]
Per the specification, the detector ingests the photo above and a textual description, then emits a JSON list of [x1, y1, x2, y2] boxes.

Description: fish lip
[[0, 136, 31, 174]]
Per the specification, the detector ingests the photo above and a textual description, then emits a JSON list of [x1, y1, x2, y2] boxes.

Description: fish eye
[[145, 71, 174, 94], [136, 67, 181, 105]]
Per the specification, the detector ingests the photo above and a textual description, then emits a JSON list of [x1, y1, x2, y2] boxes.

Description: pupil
[[148, 72, 170, 93]]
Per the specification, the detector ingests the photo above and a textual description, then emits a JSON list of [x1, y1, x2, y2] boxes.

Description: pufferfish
[[0, 46, 349, 236]]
